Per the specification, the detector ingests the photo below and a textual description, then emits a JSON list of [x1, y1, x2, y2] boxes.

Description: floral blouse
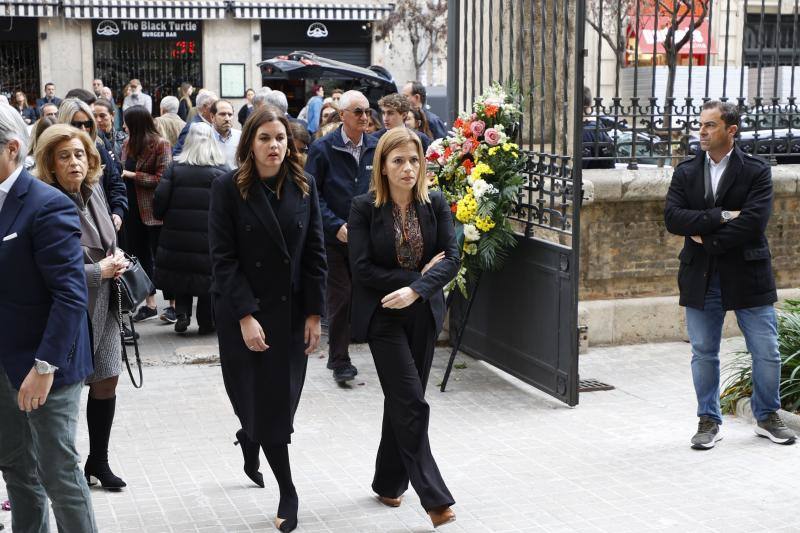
[[392, 202, 424, 271]]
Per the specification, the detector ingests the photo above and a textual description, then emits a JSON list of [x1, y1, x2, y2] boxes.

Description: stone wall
[[580, 165, 800, 300]]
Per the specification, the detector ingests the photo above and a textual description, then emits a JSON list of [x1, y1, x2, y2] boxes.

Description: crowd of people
[[0, 76, 458, 532]]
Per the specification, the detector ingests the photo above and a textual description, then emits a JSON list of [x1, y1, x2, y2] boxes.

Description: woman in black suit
[[348, 127, 460, 528], [208, 107, 327, 533]]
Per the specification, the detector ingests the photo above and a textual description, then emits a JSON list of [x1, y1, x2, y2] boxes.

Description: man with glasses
[[305, 90, 378, 384]]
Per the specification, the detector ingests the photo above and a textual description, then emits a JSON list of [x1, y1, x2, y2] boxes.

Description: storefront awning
[[1, 0, 59, 17], [232, 2, 393, 20], [62, 0, 228, 20], [633, 16, 717, 55]]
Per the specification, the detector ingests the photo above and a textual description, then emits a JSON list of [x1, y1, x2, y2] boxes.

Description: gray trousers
[[0, 367, 97, 533]]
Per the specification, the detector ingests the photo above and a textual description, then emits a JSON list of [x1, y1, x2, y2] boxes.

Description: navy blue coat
[[36, 96, 62, 110], [0, 170, 93, 389], [304, 125, 378, 242], [425, 108, 448, 140], [97, 138, 128, 220]]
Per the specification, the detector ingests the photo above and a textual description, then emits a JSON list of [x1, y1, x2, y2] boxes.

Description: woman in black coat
[[153, 122, 228, 333], [348, 128, 460, 528], [208, 107, 326, 533]]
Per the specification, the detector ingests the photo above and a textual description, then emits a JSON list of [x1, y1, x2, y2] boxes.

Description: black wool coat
[[152, 162, 228, 295], [208, 170, 327, 445], [348, 191, 460, 343], [664, 145, 777, 310]]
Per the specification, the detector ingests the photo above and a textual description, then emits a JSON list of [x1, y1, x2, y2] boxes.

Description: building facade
[[0, 0, 440, 114]]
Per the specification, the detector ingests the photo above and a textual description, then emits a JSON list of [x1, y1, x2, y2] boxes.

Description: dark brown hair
[[409, 107, 432, 138], [124, 106, 160, 158], [234, 106, 309, 200]]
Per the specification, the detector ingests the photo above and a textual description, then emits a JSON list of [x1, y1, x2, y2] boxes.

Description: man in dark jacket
[[305, 90, 377, 383], [402, 81, 447, 140], [373, 92, 431, 152], [664, 100, 796, 449], [35, 82, 62, 112], [0, 106, 98, 531]]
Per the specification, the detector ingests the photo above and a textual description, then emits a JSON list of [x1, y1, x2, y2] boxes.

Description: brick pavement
[[2, 317, 798, 532]]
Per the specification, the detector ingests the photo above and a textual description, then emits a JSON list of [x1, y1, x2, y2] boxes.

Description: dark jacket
[[172, 114, 203, 157], [374, 127, 432, 152], [36, 96, 62, 111], [664, 145, 777, 310], [152, 162, 228, 295], [237, 103, 252, 127], [582, 120, 616, 169], [0, 170, 93, 389], [97, 138, 128, 220], [304, 125, 378, 241], [16, 106, 37, 125], [425, 108, 448, 140], [208, 170, 327, 444], [348, 191, 460, 343]]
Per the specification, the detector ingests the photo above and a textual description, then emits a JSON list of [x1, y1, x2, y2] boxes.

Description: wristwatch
[[34, 359, 59, 375], [721, 210, 733, 223]]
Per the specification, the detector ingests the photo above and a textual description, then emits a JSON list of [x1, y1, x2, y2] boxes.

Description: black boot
[[235, 429, 264, 488], [263, 444, 298, 532], [85, 396, 127, 491]]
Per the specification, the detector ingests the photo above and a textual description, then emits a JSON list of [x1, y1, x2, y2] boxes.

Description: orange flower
[[443, 146, 452, 159], [484, 105, 499, 118], [450, 202, 458, 214], [462, 159, 474, 174], [453, 117, 464, 129]]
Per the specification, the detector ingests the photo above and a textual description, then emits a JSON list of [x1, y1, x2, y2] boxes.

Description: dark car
[[258, 51, 398, 114]]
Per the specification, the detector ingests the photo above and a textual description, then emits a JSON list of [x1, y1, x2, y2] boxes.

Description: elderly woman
[[208, 107, 327, 533], [153, 122, 228, 334], [348, 128, 460, 528], [34, 124, 130, 491]]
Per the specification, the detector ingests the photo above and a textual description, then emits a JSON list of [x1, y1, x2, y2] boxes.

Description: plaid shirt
[[121, 137, 172, 226], [340, 127, 364, 162]]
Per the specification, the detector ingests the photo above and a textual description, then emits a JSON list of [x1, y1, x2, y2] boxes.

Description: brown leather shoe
[[376, 495, 403, 507], [427, 506, 456, 527]]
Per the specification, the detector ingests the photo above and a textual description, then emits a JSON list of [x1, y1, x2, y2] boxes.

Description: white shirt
[[213, 127, 241, 170], [707, 148, 733, 196], [0, 164, 23, 215]]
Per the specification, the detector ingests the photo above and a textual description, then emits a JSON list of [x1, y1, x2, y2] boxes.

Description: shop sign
[[94, 19, 200, 40], [307, 22, 329, 38]]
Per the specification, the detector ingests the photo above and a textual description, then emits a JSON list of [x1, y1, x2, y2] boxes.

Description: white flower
[[471, 178, 490, 199], [463, 224, 480, 242]]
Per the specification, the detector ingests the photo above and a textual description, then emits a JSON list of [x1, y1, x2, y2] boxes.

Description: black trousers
[[367, 301, 454, 511], [123, 208, 173, 301], [326, 242, 351, 369], [175, 293, 213, 328]]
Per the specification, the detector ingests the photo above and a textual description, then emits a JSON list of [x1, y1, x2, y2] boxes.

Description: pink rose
[[462, 139, 476, 154], [484, 128, 501, 145], [470, 120, 486, 137]]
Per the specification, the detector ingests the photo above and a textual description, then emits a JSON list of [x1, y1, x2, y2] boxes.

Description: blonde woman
[[34, 124, 129, 490]]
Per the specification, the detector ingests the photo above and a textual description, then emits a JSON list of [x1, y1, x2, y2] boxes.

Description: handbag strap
[[116, 279, 144, 389]]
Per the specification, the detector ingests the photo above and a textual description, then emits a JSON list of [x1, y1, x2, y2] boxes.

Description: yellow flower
[[471, 162, 494, 182], [475, 215, 496, 232], [463, 243, 478, 255], [488, 146, 500, 156], [455, 191, 478, 223]]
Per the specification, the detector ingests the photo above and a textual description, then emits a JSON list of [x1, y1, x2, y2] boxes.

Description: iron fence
[[584, 0, 800, 168], [0, 17, 40, 106]]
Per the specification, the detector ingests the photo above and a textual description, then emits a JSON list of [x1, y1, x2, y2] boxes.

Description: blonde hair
[[370, 127, 430, 207], [57, 98, 98, 141], [34, 124, 102, 187]]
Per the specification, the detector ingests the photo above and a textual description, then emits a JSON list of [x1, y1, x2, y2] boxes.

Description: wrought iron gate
[[0, 17, 40, 105], [447, 0, 584, 406]]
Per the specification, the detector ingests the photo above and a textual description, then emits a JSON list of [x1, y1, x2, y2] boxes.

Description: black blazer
[[664, 145, 777, 310], [209, 170, 327, 322], [348, 191, 460, 342]]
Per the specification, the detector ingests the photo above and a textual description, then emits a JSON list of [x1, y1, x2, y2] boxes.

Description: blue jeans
[[0, 367, 97, 533], [685, 273, 781, 424]]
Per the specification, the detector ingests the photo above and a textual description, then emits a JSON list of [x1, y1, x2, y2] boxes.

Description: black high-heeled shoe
[[84, 458, 127, 491], [275, 486, 298, 532], [234, 429, 264, 488]]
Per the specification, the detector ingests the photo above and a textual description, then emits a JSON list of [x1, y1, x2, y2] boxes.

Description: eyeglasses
[[71, 120, 93, 129], [344, 107, 368, 117]]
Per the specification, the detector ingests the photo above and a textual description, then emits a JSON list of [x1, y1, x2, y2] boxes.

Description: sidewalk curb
[[734, 398, 800, 432]]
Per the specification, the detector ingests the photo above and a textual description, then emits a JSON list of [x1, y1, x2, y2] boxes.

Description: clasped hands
[[240, 314, 321, 355], [381, 251, 446, 310], [691, 210, 740, 244], [99, 249, 129, 279]]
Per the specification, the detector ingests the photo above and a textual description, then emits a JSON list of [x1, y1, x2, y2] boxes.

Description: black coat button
[[255, 298, 260, 304], [280, 296, 287, 302], [255, 261, 262, 267], [283, 259, 289, 265], [245, 225, 252, 231], [297, 222, 303, 228]]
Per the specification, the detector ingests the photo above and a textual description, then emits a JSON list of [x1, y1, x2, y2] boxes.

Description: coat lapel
[[0, 170, 31, 240], [714, 148, 743, 206], [246, 182, 288, 257], [379, 201, 396, 260]]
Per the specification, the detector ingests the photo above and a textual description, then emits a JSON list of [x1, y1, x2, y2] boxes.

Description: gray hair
[[252, 87, 273, 108], [0, 104, 29, 165], [339, 90, 368, 111], [175, 122, 225, 167], [0, 95, 9, 105], [57, 98, 97, 140], [196, 90, 219, 110], [264, 90, 288, 114], [160, 95, 179, 115]]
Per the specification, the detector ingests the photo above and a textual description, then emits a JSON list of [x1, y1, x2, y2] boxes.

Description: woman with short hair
[[153, 122, 228, 334], [208, 107, 327, 533], [34, 124, 130, 491], [348, 127, 459, 528]]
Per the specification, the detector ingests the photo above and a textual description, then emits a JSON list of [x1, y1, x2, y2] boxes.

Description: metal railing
[[584, 0, 800, 168]]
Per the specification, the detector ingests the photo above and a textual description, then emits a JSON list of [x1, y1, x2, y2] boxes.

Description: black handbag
[[117, 253, 154, 313]]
